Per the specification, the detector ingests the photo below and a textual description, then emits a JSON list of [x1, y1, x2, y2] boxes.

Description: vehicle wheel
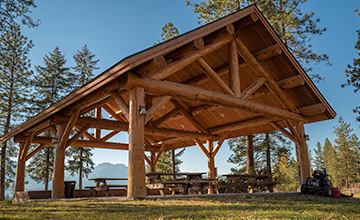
[[300, 184, 307, 194], [323, 185, 332, 197]]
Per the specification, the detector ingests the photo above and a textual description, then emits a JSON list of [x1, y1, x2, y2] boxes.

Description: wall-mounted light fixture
[[304, 134, 310, 141], [139, 106, 147, 115]]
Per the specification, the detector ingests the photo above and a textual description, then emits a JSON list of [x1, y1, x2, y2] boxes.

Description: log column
[[296, 121, 311, 183], [207, 140, 215, 194], [127, 87, 146, 198], [51, 124, 66, 199], [14, 143, 25, 196]]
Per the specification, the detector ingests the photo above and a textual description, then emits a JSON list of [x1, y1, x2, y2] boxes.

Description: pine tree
[[313, 142, 324, 170], [65, 45, 99, 191], [151, 22, 184, 175], [155, 22, 180, 45], [26, 47, 75, 190], [323, 138, 337, 185], [65, 147, 94, 191], [187, 0, 330, 81], [148, 149, 185, 180], [272, 147, 299, 192], [342, 9, 360, 122], [0, 0, 39, 32], [0, 24, 34, 200], [228, 131, 290, 174], [333, 117, 360, 188], [72, 45, 99, 89]]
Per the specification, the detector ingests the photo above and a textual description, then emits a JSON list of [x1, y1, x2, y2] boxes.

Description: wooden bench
[[147, 179, 216, 196], [85, 184, 128, 197]]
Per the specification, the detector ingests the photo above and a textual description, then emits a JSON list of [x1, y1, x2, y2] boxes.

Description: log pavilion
[[0, 5, 335, 199]]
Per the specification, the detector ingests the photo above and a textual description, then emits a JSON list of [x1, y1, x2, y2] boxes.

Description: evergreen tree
[[313, 142, 324, 170], [0, 24, 33, 200], [155, 22, 180, 45], [0, 0, 39, 32], [272, 147, 299, 191], [228, 131, 290, 174], [65, 147, 94, 191], [323, 138, 337, 185], [333, 117, 360, 188], [147, 149, 185, 180], [72, 45, 99, 89], [187, 0, 330, 81], [65, 45, 99, 191], [152, 22, 185, 175], [342, 9, 360, 122], [26, 47, 75, 190]]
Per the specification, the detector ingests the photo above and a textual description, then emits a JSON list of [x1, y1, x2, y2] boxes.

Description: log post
[[296, 121, 311, 184], [14, 143, 25, 197], [229, 37, 241, 97], [207, 140, 215, 194], [150, 151, 156, 173], [51, 124, 66, 199], [246, 135, 254, 174], [95, 107, 102, 140], [127, 87, 147, 198]]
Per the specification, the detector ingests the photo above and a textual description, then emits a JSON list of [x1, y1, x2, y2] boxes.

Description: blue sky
[[20, 0, 360, 175]]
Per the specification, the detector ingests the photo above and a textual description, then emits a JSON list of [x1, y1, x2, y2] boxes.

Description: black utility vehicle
[[300, 169, 333, 197]]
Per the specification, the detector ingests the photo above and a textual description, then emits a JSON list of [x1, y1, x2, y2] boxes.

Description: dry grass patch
[[0, 193, 359, 219]]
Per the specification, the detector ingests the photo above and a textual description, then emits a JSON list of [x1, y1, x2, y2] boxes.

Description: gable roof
[[0, 5, 335, 149]]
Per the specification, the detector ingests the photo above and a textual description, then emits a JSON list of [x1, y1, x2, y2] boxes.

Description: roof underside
[[0, 5, 336, 150]]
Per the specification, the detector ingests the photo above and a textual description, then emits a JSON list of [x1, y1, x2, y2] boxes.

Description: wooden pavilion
[[0, 5, 335, 199]]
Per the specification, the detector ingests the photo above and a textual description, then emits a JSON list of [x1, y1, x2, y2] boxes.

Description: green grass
[[1, 193, 360, 219]]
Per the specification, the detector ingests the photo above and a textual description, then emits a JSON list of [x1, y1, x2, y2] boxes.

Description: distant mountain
[[24, 162, 128, 190]]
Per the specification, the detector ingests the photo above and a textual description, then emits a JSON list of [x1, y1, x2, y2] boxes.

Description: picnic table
[[146, 172, 216, 196], [86, 178, 128, 197], [221, 174, 277, 193]]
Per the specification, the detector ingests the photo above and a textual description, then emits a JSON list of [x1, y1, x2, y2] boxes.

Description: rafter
[[185, 43, 282, 87], [145, 96, 171, 124], [171, 100, 210, 134], [197, 58, 234, 95], [152, 108, 182, 127], [145, 31, 233, 80], [209, 117, 275, 134], [241, 77, 267, 99], [235, 37, 299, 113], [102, 104, 126, 122]]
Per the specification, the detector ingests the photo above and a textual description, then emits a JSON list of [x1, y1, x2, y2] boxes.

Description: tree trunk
[[171, 149, 176, 179], [265, 132, 272, 174], [0, 142, 7, 201], [79, 148, 83, 192], [246, 135, 254, 174], [45, 148, 49, 191]]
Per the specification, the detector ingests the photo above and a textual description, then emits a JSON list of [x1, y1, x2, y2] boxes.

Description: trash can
[[64, 181, 76, 198]]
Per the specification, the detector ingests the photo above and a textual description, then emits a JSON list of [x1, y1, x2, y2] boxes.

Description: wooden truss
[[9, 6, 335, 200]]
